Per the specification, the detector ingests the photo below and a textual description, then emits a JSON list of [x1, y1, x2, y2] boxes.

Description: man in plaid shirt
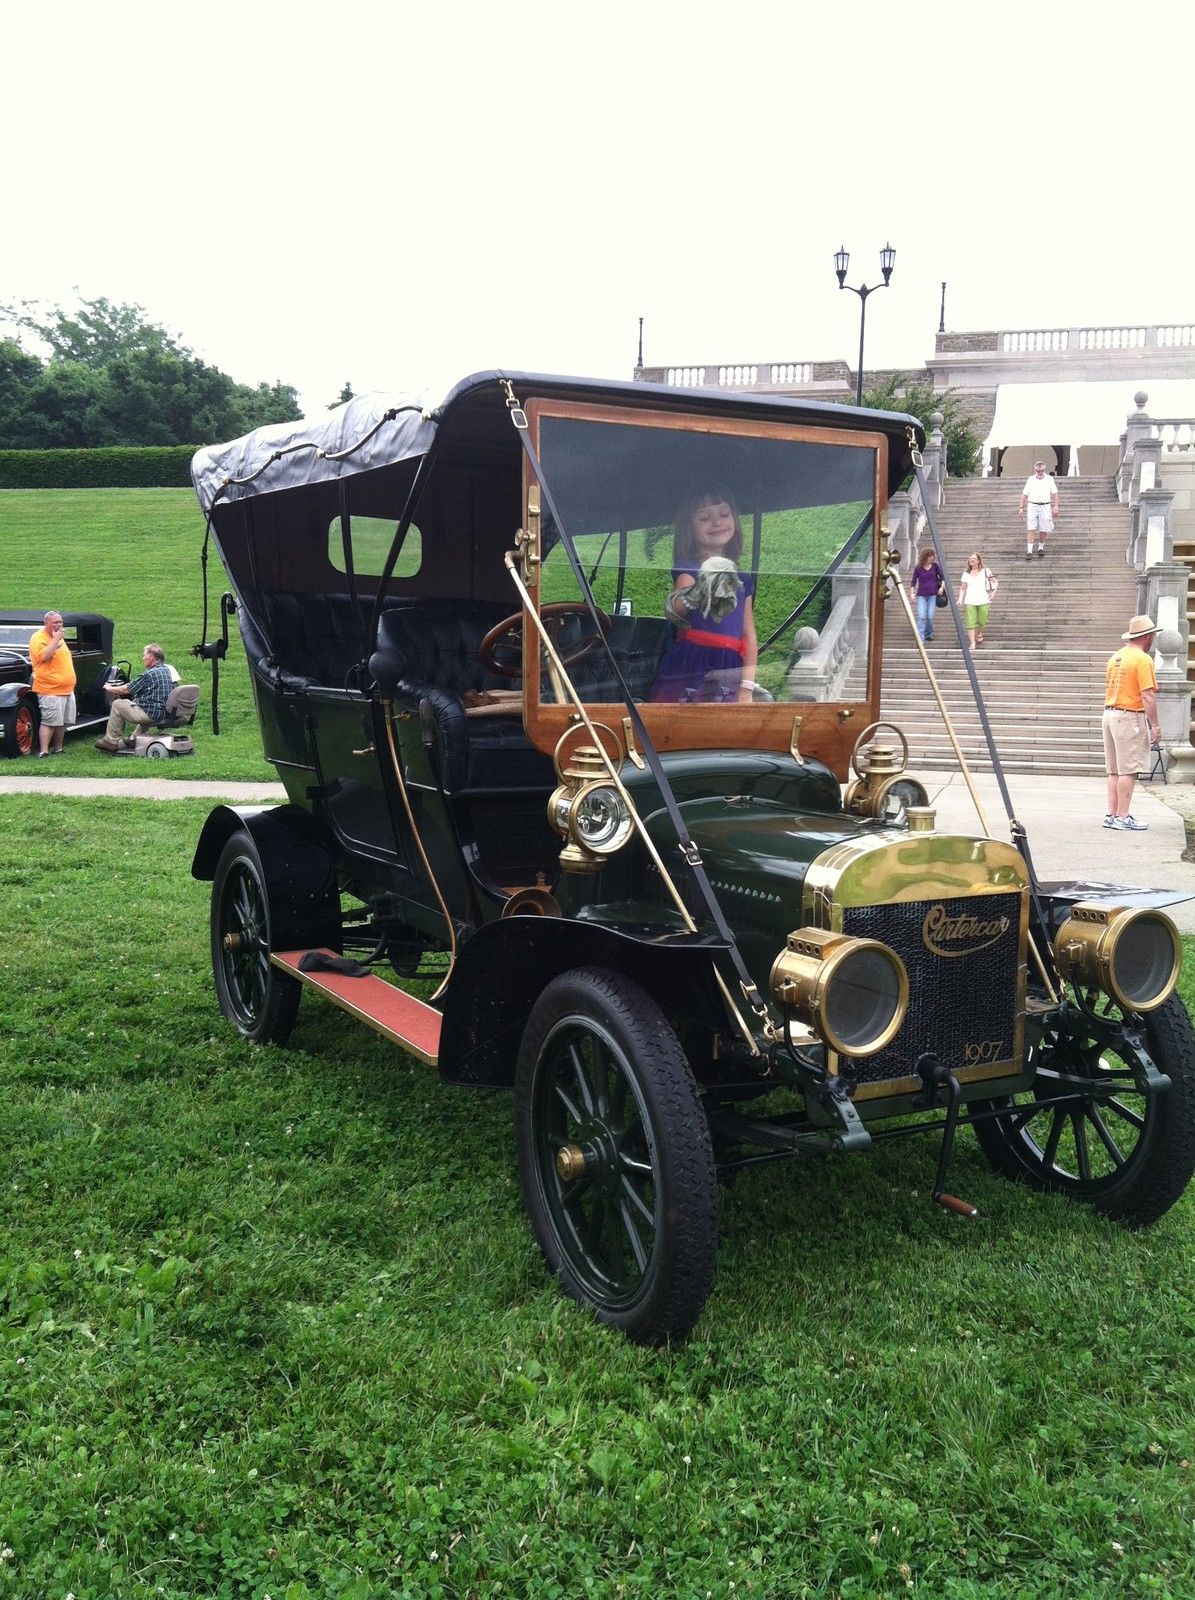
[[95, 643, 176, 752]]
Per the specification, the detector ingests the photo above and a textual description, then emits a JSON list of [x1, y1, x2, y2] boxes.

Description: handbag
[[985, 569, 998, 598], [935, 589, 949, 609]]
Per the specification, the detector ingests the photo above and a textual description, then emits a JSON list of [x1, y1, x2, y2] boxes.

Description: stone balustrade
[[1153, 418, 1195, 454], [784, 595, 857, 702], [637, 361, 840, 390], [953, 325, 1195, 356]]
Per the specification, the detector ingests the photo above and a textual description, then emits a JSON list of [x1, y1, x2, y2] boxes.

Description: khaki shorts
[[37, 692, 76, 727], [1027, 503, 1054, 534], [1102, 708, 1149, 776]]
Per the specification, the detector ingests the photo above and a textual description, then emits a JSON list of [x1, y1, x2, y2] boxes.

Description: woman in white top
[[957, 551, 998, 650]]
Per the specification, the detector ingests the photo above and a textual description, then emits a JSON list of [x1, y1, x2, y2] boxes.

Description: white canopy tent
[[983, 380, 1195, 478]]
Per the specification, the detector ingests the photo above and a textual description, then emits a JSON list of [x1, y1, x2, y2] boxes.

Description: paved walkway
[[0, 776, 287, 802], [3, 772, 1193, 928]]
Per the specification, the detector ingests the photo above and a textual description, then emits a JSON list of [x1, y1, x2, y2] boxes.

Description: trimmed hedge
[[0, 447, 198, 489]]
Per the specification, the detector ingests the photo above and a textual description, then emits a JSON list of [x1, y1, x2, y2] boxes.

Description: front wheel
[[515, 966, 718, 1344], [972, 994, 1195, 1226], [0, 701, 38, 758], [210, 832, 301, 1045]]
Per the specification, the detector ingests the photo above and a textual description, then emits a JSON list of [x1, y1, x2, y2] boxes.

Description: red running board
[[272, 949, 442, 1065]]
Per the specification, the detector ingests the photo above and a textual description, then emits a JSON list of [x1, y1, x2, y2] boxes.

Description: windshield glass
[[534, 410, 877, 710]]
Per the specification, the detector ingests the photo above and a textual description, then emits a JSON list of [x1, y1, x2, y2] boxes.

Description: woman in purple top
[[909, 547, 947, 642], [650, 488, 759, 703]]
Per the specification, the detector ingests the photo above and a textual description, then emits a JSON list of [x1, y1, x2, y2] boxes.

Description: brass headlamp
[[1053, 901, 1181, 1013], [547, 743, 633, 872], [770, 926, 909, 1057], [844, 724, 928, 824]]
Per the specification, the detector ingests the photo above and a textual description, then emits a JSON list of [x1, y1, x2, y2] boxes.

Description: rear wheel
[[0, 701, 38, 758], [972, 995, 1195, 1226], [145, 741, 169, 759], [515, 966, 718, 1344], [210, 833, 301, 1045]]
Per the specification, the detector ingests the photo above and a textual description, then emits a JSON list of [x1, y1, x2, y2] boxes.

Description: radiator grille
[[841, 892, 1022, 1086]]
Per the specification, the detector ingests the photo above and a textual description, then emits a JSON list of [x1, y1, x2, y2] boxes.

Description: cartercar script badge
[[922, 903, 1011, 959]]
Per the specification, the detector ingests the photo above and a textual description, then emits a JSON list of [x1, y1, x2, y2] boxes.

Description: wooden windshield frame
[[521, 397, 888, 780]]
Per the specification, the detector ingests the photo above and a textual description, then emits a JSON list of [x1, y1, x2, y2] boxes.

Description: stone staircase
[[878, 475, 1137, 774]]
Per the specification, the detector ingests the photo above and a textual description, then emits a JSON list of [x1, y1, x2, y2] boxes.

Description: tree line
[[0, 297, 303, 448]]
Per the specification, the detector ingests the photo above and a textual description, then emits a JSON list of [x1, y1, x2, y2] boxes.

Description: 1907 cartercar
[[189, 373, 1195, 1343]]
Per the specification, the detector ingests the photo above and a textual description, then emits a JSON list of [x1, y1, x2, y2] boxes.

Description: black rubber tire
[[0, 701, 38, 758], [210, 832, 301, 1046], [515, 966, 718, 1344], [972, 994, 1195, 1227]]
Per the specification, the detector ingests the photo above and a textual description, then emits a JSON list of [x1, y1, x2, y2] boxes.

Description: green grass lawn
[[2, 794, 1194, 1598], [0, 489, 272, 781]]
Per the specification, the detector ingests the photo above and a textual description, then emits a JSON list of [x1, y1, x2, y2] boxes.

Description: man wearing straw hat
[[1102, 615, 1162, 831]]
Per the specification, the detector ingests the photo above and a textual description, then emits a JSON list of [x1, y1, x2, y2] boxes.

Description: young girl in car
[[650, 488, 759, 704]]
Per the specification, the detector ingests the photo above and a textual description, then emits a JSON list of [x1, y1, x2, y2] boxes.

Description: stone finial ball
[[1134, 390, 1149, 409], [794, 626, 820, 651], [1157, 627, 1182, 656], [931, 411, 944, 428]]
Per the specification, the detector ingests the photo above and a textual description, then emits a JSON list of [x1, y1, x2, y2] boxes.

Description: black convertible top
[[192, 370, 924, 513]]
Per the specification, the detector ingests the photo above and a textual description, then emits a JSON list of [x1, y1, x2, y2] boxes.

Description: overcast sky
[[5, 1, 1193, 418]]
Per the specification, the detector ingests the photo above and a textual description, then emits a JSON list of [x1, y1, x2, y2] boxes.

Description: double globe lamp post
[[834, 243, 896, 406]]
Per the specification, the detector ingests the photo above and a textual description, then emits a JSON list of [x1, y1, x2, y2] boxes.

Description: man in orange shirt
[[1102, 613, 1161, 831], [28, 610, 77, 757]]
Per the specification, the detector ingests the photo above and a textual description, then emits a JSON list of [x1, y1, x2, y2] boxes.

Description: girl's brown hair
[[966, 551, 985, 569], [673, 488, 744, 566], [917, 547, 938, 567]]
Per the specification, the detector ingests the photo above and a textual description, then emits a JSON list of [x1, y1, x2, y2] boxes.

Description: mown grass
[[2, 794, 1195, 1598], [0, 489, 270, 781]]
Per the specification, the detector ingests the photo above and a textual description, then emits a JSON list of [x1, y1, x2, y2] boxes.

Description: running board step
[[272, 949, 442, 1065]]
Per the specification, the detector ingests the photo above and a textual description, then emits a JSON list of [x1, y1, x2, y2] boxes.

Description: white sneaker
[[1102, 814, 1117, 828], [1118, 814, 1148, 831]]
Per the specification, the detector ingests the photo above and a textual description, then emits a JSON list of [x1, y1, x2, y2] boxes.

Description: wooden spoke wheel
[[971, 994, 1195, 1227], [515, 966, 718, 1344]]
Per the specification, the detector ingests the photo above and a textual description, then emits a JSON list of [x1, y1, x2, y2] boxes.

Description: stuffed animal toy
[[688, 556, 742, 622]]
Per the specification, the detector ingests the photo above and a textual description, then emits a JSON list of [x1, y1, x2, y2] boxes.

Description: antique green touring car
[[189, 373, 1194, 1343]]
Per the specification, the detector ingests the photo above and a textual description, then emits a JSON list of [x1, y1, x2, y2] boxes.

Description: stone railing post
[[1118, 390, 1154, 503], [831, 553, 872, 655], [1153, 627, 1195, 781], [1136, 484, 1177, 612], [784, 597, 856, 702], [1126, 430, 1164, 571], [918, 412, 947, 506], [886, 491, 914, 573]]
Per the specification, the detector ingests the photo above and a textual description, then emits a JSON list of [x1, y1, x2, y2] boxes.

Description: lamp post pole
[[834, 243, 896, 407]]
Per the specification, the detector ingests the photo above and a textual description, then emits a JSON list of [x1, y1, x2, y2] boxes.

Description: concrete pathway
[[0, 776, 286, 802], [2, 772, 1193, 928]]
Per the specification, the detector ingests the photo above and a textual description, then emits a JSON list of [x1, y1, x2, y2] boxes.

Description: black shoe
[[1036, 547, 1045, 558], [1025, 551, 1033, 560]]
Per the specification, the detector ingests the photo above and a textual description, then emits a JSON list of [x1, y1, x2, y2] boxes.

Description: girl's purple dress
[[651, 564, 754, 703]]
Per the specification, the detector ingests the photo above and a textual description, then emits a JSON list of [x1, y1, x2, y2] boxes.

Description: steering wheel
[[478, 602, 613, 681]]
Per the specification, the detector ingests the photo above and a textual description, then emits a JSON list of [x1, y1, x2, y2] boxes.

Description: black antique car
[[0, 611, 122, 756], [189, 373, 1194, 1342]]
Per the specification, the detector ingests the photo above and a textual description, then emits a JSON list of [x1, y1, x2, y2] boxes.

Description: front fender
[[438, 915, 731, 1087], [0, 682, 35, 710]]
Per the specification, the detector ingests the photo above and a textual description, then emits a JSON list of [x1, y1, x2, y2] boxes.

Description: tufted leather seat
[[371, 601, 551, 793], [260, 592, 372, 687]]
